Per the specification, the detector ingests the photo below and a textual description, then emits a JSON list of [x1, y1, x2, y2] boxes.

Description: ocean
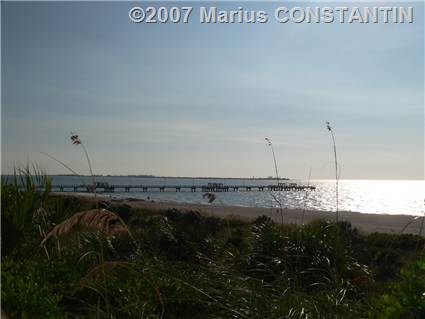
[[46, 176, 424, 216]]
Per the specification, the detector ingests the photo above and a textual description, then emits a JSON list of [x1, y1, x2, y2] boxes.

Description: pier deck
[[44, 184, 316, 193]]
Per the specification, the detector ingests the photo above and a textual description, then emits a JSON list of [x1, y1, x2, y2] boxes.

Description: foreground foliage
[[2, 173, 425, 318]]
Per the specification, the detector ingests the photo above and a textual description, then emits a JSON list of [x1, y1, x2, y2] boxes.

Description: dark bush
[[112, 203, 132, 222]]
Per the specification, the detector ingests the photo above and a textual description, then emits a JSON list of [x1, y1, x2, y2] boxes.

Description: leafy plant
[[1, 165, 51, 256], [371, 254, 425, 319], [1, 258, 74, 319]]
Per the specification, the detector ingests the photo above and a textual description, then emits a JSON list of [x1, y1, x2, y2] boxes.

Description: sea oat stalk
[[265, 138, 280, 185], [265, 137, 284, 224], [419, 199, 425, 236], [203, 192, 216, 204], [301, 168, 312, 225], [326, 122, 339, 222], [70, 133, 98, 208], [270, 192, 284, 226]]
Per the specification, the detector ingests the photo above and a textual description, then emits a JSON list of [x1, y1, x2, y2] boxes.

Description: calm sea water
[[47, 176, 424, 216]]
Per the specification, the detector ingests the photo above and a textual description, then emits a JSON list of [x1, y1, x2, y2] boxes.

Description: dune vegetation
[[1, 168, 425, 318]]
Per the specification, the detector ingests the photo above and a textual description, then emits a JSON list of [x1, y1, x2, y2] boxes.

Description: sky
[[1, 1, 424, 179]]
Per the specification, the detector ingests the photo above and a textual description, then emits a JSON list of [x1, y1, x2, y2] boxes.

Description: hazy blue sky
[[2, 2, 424, 179]]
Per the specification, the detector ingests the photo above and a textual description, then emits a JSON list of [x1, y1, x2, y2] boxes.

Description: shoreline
[[54, 192, 424, 235]]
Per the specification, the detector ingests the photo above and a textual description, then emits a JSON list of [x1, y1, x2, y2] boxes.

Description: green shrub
[[1, 167, 51, 256], [371, 253, 425, 319], [2, 176, 425, 319], [244, 218, 370, 289], [1, 258, 71, 319], [360, 233, 425, 281]]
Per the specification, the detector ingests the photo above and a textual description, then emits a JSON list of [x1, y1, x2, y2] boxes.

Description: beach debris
[[203, 192, 216, 203]]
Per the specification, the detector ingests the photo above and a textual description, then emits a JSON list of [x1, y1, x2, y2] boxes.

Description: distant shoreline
[[3, 174, 422, 181], [47, 175, 290, 180]]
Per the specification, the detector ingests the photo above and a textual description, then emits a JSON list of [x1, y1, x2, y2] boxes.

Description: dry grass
[[40, 209, 127, 245]]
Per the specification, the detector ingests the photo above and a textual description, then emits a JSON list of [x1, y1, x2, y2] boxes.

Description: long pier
[[46, 183, 316, 193]]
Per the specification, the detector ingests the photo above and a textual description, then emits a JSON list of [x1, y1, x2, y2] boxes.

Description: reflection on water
[[49, 176, 424, 216]]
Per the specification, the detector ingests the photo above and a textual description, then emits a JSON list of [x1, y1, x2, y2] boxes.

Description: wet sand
[[58, 193, 424, 235]]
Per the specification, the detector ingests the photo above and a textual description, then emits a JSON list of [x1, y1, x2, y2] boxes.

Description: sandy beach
[[60, 193, 424, 235]]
